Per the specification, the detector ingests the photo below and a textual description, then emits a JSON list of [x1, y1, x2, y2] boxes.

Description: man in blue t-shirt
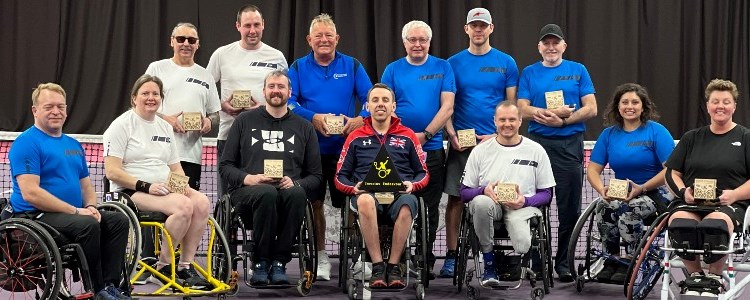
[[381, 20, 456, 277], [8, 83, 131, 299], [287, 13, 373, 281], [517, 24, 598, 283], [439, 7, 519, 278]]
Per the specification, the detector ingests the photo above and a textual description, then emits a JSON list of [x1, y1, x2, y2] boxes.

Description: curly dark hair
[[604, 83, 659, 127]]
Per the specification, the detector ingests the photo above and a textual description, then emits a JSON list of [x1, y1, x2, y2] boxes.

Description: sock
[[177, 262, 191, 271]]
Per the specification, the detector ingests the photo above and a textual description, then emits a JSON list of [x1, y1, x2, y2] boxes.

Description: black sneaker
[[369, 262, 387, 288], [147, 264, 173, 286], [176, 266, 211, 290], [609, 263, 629, 283], [387, 264, 405, 289], [597, 260, 619, 282]]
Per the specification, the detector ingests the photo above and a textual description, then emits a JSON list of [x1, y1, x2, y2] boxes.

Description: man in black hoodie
[[219, 70, 323, 286]]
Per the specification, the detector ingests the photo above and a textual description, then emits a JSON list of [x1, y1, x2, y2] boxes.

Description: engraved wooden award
[[326, 115, 345, 135], [182, 112, 202, 131], [544, 90, 565, 109], [231, 90, 253, 108], [607, 179, 630, 200], [694, 178, 718, 205], [494, 183, 518, 203], [457, 129, 477, 148], [264, 159, 284, 179], [167, 172, 189, 194]]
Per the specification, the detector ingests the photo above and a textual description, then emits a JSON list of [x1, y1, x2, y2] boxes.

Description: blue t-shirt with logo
[[448, 48, 518, 135], [381, 55, 457, 151], [590, 121, 674, 184], [517, 59, 595, 137], [9, 126, 89, 212]]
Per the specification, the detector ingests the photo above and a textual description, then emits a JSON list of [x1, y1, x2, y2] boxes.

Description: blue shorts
[[350, 193, 419, 221]]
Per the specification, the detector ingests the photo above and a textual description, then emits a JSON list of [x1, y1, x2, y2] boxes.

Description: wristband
[[678, 187, 687, 199], [136, 180, 152, 193]]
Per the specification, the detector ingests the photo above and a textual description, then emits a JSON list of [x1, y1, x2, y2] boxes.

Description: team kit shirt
[[207, 41, 288, 141], [448, 48, 519, 135], [381, 55, 457, 151], [103, 110, 179, 191], [9, 126, 89, 212], [517, 59, 595, 137], [145, 59, 221, 164], [590, 121, 674, 185], [462, 137, 556, 198], [287, 51, 372, 155]]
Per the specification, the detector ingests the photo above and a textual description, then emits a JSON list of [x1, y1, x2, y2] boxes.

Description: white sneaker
[[683, 290, 701, 296], [352, 261, 372, 280], [317, 253, 332, 281]]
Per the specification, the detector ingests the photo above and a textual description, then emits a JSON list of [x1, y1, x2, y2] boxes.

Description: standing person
[[9, 83, 131, 300], [219, 70, 323, 286], [516, 23, 597, 282], [207, 4, 288, 195], [440, 7, 519, 278], [381, 20, 456, 277], [587, 83, 674, 283], [287, 13, 373, 280], [145, 22, 220, 191]]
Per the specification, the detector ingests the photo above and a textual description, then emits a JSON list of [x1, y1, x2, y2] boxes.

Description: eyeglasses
[[405, 37, 430, 45], [173, 36, 198, 44]]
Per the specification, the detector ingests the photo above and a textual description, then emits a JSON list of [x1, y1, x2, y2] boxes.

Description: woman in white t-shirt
[[103, 74, 211, 289]]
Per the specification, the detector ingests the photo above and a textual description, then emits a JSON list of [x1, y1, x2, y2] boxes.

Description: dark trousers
[[529, 132, 584, 275], [416, 149, 445, 269], [180, 161, 202, 190], [231, 184, 306, 263], [217, 139, 227, 197], [32, 210, 129, 291]]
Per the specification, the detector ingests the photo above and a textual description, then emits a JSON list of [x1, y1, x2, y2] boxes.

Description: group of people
[[6, 4, 749, 299]]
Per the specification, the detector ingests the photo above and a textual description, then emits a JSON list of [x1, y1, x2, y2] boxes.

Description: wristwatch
[[423, 130, 434, 140]]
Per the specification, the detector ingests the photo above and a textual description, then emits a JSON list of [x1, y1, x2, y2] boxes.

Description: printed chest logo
[[553, 75, 581, 81], [185, 77, 209, 90], [389, 137, 405, 149], [333, 73, 348, 79], [418, 73, 444, 80], [251, 129, 295, 152], [249, 62, 279, 69], [479, 67, 506, 73], [151, 136, 171, 143], [732, 141, 741, 146], [362, 139, 372, 146], [510, 159, 538, 167]]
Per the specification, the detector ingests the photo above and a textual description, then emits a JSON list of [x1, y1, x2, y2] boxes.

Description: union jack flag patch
[[389, 137, 406, 149]]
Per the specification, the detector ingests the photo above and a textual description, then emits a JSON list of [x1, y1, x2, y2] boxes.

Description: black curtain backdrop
[[1, 0, 748, 140]]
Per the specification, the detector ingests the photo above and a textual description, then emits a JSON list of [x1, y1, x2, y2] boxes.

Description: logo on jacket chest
[[251, 129, 295, 152]]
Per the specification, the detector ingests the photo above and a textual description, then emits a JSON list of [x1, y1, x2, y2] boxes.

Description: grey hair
[[171, 22, 198, 38], [401, 20, 432, 41], [309, 13, 337, 34]]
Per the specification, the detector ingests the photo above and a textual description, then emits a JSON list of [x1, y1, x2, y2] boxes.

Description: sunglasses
[[173, 36, 198, 44]]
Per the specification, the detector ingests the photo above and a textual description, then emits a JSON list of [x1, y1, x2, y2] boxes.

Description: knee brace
[[669, 218, 700, 260], [697, 219, 730, 264]]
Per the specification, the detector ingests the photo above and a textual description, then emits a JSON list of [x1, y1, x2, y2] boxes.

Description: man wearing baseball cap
[[440, 7, 519, 279], [517, 23, 598, 283]]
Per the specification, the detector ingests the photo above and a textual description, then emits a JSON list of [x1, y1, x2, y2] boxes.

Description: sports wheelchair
[[338, 195, 430, 300], [0, 193, 136, 300], [212, 193, 317, 296], [453, 203, 553, 300], [567, 197, 666, 293], [625, 204, 750, 300], [102, 191, 235, 300]]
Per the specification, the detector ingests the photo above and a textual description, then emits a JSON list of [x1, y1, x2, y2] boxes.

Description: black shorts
[[670, 200, 747, 229], [313, 154, 346, 208]]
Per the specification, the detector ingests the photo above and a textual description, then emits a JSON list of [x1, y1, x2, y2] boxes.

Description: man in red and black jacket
[[335, 83, 429, 289]]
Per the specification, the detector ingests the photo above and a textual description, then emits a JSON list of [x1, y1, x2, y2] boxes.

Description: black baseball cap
[[539, 24, 564, 40]]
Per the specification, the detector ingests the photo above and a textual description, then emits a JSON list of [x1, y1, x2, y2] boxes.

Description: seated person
[[665, 79, 750, 297], [9, 83, 131, 300], [459, 101, 555, 286], [219, 70, 323, 286], [335, 83, 429, 289], [103, 75, 211, 289], [587, 83, 674, 283]]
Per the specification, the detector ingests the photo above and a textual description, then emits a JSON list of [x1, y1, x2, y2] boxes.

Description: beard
[[265, 92, 287, 108]]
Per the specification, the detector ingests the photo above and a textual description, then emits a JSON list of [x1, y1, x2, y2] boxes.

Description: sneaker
[[317, 252, 332, 281], [269, 260, 290, 285], [386, 264, 405, 289], [701, 273, 723, 297], [95, 289, 119, 300], [176, 266, 212, 290], [102, 283, 131, 300], [439, 257, 456, 278], [250, 260, 270, 286], [597, 260, 619, 282], [352, 261, 373, 280], [610, 263, 629, 283], [682, 272, 721, 296], [369, 262, 387, 288], [481, 252, 500, 287], [132, 271, 150, 285], [558, 271, 574, 283], [147, 264, 174, 286]]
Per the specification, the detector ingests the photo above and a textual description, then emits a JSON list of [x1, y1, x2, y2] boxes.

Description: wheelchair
[[567, 197, 664, 294], [338, 195, 430, 300], [212, 193, 317, 296], [453, 203, 553, 300], [625, 204, 750, 300], [102, 191, 235, 300], [0, 194, 135, 300]]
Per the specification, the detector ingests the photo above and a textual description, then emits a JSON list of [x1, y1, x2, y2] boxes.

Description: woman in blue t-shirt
[[587, 83, 675, 283]]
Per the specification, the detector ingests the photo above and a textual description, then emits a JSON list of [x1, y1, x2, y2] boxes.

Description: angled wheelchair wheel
[[454, 207, 470, 292], [537, 211, 552, 294], [568, 198, 606, 288], [98, 201, 142, 281], [213, 194, 239, 274], [417, 200, 429, 288], [296, 201, 317, 296], [208, 216, 234, 289], [625, 212, 669, 300], [0, 218, 63, 299]]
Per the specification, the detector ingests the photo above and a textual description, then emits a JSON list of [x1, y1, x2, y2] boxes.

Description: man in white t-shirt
[[207, 4, 288, 195], [460, 101, 555, 286], [145, 22, 220, 190]]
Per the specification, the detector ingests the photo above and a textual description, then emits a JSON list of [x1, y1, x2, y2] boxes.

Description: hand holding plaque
[[693, 178, 719, 205], [231, 90, 254, 108], [457, 129, 477, 148], [326, 115, 345, 135], [264, 159, 284, 179], [493, 183, 518, 203], [607, 179, 631, 200], [167, 172, 189, 195], [182, 112, 203, 131]]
